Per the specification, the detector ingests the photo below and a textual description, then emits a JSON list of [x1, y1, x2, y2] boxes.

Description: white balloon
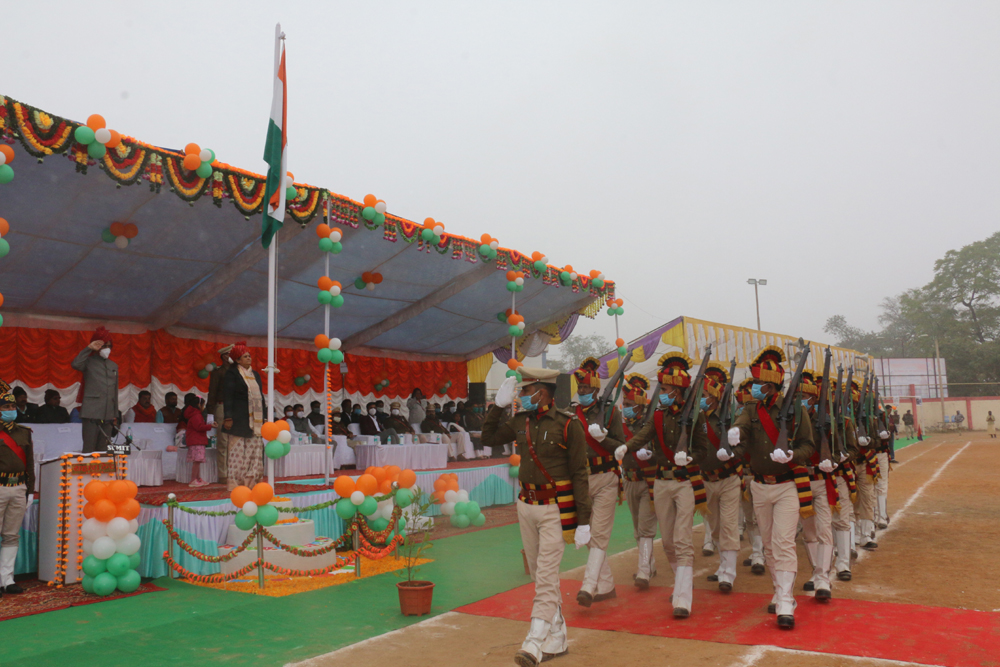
[[570, 272, 578, 281], [328, 338, 342, 350], [433, 225, 444, 236], [277, 430, 291, 444], [206, 363, 216, 372], [365, 282, 375, 291], [242, 501, 258, 517], [82, 518, 107, 542], [199, 148, 213, 163], [116, 533, 141, 556], [285, 175, 294, 188], [128, 519, 139, 534], [92, 536, 117, 560], [0, 152, 6, 166], [598, 273, 606, 280], [457, 490, 470, 503], [444, 490, 458, 503], [328, 285, 341, 297], [540, 256, 548, 264], [83, 539, 93, 555], [517, 322, 525, 330], [515, 277, 524, 286], [374, 201, 387, 214], [107, 517, 131, 541], [441, 502, 456, 516], [114, 236, 129, 249], [303, 374, 310, 382], [351, 490, 365, 506], [489, 241, 498, 250], [94, 128, 112, 144], [330, 230, 342, 242]]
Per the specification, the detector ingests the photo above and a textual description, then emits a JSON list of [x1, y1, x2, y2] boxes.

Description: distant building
[[874, 358, 948, 400]]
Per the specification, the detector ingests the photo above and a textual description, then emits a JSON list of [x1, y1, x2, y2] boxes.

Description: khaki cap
[[517, 367, 561, 388]]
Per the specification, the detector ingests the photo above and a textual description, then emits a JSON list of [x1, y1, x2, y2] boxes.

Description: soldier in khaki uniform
[[697, 363, 744, 593], [0, 380, 34, 596], [571, 358, 626, 606], [736, 378, 766, 575], [482, 369, 591, 667], [621, 373, 658, 589], [852, 379, 880, 551], [616, 352, 709, 619], [206, 344, 233, 484], [385, 402, 416, 436], [829, 377, 859, 581], [730, 347, 814, 629]]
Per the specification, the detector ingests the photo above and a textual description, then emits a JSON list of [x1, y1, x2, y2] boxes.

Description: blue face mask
[[700, 398, 710, 411], [801, 399, 811, 408], [623, 406, 637, 419], [577, 392, 596, 407], [0, 410, 16, 422], [751, 384, 766, 401], [659, 393, 675, 407], [519, 392, 540, 412]]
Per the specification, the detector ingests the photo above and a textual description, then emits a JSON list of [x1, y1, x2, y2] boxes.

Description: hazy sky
[[6, 1, 999, 352]]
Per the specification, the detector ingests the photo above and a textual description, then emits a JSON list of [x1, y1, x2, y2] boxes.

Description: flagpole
[[267, 236, 276, 489]]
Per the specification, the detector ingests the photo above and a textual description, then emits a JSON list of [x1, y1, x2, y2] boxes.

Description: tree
[[927, 231, 1000, 344], [547, 334, 612, 373]]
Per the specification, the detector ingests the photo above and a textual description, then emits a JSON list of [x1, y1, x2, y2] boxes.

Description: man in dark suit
[[70, 327, 119, 452], [34, 390, 70, 424], [358, 401, 399, 444], [11, 387, 38, 424]]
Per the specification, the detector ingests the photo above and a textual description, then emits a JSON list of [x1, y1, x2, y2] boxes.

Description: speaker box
[[468, 382, 486, 405]]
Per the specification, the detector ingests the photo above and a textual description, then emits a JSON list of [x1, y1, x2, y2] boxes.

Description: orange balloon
[[509, 454, 521, 466], [398, 469, 417, 489], [507, 359, 520, 370], [106, 129, 122, 149], [86, 114, 106, 130], [0, 145, 14, 165], [506, 270, 517, 281], [107, 480, 130, 503], [230, 485, 253, 508], [433, 478, 447, 493], [0, 293, 4, 308], [423, 217, 436, 227], [448, 479, 460, 492], [355, 474, 378, 496], [615, 338, 625, 347], [363, 194, 377, 207], [379, 480, 393, 495], [93, 499, 116, 522], [385, 465, 401, 478], [83, 480, 107, 503], [184, 142, 201, 156], [431, 490, 445, 504], [83, 502, 95, 519], [123, 223, 138, 239], [480, 233, 490, 243], [275, 420, 290, 434], [317, 276, 333, 291], [116, 499, 140, 520], [0, 218, 8, 236], [333, 475, 356, 498], [183, 153, 201, 171], [371, 467, 388, 485], [124, 479, 138, 499], [316, 223, 331, 238], [314, 333, 330, 350], [109, 222, 125, 237], [251, 482, 274, 506], [261, 422, 279, 442]]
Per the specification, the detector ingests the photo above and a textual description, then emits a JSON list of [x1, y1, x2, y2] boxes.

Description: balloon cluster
[[438, 380, 453, 395], [80, 480, 141, 597], [508, 454, 521, 478], [192, 352, 218, 380], [606, 297, 624, 316], [614, 337, 628, 356], [505, 270, 526, 293], [231, 483, 279, 529], [589, 270, 606, 289], [317, 277, 345, 308], [529, 251, 549, 273], [558, 265, 579, 286], [374, 378, 391, 393], [313, 334, 344, 364], [0, 144, 15, 184], [505, 359, 523, 382], [284, 171, 299, 202], [505, 311, 526, 338], [354, 271, 383, 291], [261, 421, 292, 460], [478, 234, 499, 260], [73, 114, 122, 160], [420, 217, 445, 244], [181, 143, 216, 179], [361, 194, 387, 226], [333, 467, 417, 529], [293, 367, 312, 387], [315, 223, 344, 254], [0, 217, 11, 328], [432, 474, 486, 528], [101, 222, 139, 250]]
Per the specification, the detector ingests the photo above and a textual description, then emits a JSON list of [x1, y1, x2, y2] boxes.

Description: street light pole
[[934, 337, 946, 427], [747, 279, 767, 331]]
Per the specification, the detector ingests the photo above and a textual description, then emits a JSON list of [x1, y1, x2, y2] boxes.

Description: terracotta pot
[[397, 580, 435, 616]]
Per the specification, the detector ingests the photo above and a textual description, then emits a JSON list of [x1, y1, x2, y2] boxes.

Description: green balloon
[[330, 241, 343, 254], [472, 512, 486, 527], [101, 228, 117, 243], [330, 350, 344, 364], [533, 260, 546, 272], [497, 312, 507, 322], [282, 440, 291, 456], [509, 325, 522, 336], [465, 501, 481, 517], [607, 309, 615, 317], [234, 510, 256, 531], [318, 290, 333, 305], [197, 369, 209, 379], [370, 517, 389, 532], [514, 283, 524, 292], [451, 514, 470, 529], [420, 228, 434, 241], [395, 527, 407, 540], [116, 569, 141, 593], [354, 276, 367, 289], [265, 440, 285, 459], [87, 142, 107, 159], [362, 206, 376, 221], [106, 553, 131, 577], [382, 380, 390, 387], [617, 307, 625, 315], [592, 278, 604, 288], [506, 281, 517, 292], [195, 162, 213, 178], [207, 149, 216, 162], [331, 294, 345, 308], [0, 164, 12, 184], [618, 346, 627, 355], [373, 212, 386, 226], [93, 572, 117, 596], [81, 574, 95, 594], [432, 234, 443, 245], [505, 369, 519, 378], [395, 488, 412, 508], [559, 271, 571, 284], [509, 465, 519, 478], [74, 125, 96, 145], [317, 348, 334, 363], [336, 498, 357, 520], [256, 504, 279, 527], [82, 555, 107, 577], [129, 552, 141, 569], [0, 313, 4, 327], [0, 238, 9, 258], [294, 377, 306, 386], [359, 496, 377, 516], [285, 186, 297, 201], [454, 501, 469, 517], [489, 248, 498, 259], [479, 244, 490, 256], [319, 238, 334, 252]]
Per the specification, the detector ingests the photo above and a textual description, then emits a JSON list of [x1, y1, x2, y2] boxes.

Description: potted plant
[[394, 489, 435, 616]]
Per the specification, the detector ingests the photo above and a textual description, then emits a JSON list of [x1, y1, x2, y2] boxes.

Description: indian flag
[[262, 23, 288, 248]]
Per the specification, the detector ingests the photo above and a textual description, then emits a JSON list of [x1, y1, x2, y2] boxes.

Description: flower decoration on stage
[[506, 358, 523, 383], [506, 270, 526, 293], [231, 483, 280, 528], [606, 298, 624, 317], [0, 144, 16, 184], [73, 114, 122, 160], [261, 421, 292, 460], [191, 352, 217, 379], [558, 265, 579, 286], [420, 217, 445, 245], [508, 454, 521, 478], [80, 479, 142, 597], [478, 233, 499, 260], [181, 143, 216, 179], [293, 367, 311, 387], [317, 276, 346, 308], [361, 194, 387, 227], [101, 221, 139, 250], [589, 270, 606, 289], [432, 473, 486, 528], [315, 222, 344, 254], [333, 467, 416, 522], [355, 271, 383, 291], [284, 171, 300, 202], [314, 334, 344, 364], [506, 310, 526, 338], [374, 378, 391, 393], [530, 251, 549, 274], [615, 337, 628, 356]]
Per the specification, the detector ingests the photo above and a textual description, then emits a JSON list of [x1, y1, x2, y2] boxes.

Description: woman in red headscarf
[[220, 343, 264, 491]]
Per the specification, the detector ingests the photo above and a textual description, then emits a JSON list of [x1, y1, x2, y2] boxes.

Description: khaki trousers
[[704, 474, 741, 552], [624, 480, 657, 540], [875, 452, 889, 496], [0, 485, 27, 548], [653, 478, 695, 567], [854, 467, 876, 522], [751, 480, 800, 573], [214, 404, 228, 482], [830, 475, 855, 531], [800, 479, 833, 547], [588, 471, 618, 551], [517, 499, 565, 621]]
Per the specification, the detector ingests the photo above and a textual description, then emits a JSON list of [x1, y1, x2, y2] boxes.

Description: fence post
[[353, 524, 361, 578], [167, 500, 176, 579], [256, 526, 265, 589]]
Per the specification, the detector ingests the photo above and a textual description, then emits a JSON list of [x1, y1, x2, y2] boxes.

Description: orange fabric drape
[[0, 325, 467, 400]]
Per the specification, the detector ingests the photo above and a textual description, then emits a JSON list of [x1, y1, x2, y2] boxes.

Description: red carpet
[[458, 581, 1000, 667], [0, 579, 166, 622]]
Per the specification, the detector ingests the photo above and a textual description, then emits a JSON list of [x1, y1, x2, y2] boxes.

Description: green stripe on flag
[[261, 118, 284, 248]]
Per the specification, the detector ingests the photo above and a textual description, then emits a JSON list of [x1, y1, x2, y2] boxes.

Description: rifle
[[594, 348, 634, 429], [844, 366, 854, 422], [815, 347, 833, 463], [676, 345, 712, 455], [857, 372, 870, 439], [715, 358, 738, 455], [773, 339, 810, 453], [832, 365, 845, 459], [873, 376, 888, 435]]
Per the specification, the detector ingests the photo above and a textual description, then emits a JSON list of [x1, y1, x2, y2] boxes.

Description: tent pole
[[324, 199, 332, 487], [267, 235, 276, 489]]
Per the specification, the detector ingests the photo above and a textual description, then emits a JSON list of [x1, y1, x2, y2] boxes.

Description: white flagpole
[[324, 198, 332, 486], [267, 237, 276, 489]]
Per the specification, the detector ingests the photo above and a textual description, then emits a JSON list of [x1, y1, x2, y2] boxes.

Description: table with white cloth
[[330, 435, 357, 469], [175, 448, 218, 483], [274, 445, 329, 477], [127, 448, 163, 486], [354, 443, 449, 470]]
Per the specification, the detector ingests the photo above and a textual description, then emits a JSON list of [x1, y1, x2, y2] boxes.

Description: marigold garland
[[356, 534, 404, 560], [256, 526, 352, 557], [162, 551, 260, 583], [163, 520, 259, 562]]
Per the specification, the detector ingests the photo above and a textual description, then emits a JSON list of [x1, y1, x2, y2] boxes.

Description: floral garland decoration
[[162, 552, 260, 584], [261, 557, 351, 578], [162, 520, 259, 563], [356, 533, 404, 560], [164, 499, 238, 517], [75, 456, 86, 572], [257, 526, 353, 557]]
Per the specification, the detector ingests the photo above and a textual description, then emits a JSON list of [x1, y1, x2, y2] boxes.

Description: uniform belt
[[622, 466, 655, 482], [518, 482, 560, 505], [753, 471, 796, 485], [588, 456, 618, 475], [656, 466, 688, 481], [0, 471, 27, 487], [703, 467, 736, 483]]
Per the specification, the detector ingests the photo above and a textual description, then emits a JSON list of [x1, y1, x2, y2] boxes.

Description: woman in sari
[[221, 342, 264, 491]]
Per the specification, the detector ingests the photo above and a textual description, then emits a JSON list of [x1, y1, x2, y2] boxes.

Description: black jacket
[[222, 366, 264, 439]]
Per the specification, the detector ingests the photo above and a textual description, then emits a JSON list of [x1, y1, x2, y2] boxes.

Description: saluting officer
[[620, 373, 658, 589]]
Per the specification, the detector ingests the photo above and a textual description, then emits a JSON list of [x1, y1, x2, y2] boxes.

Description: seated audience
[[385, 402, 415, 436], [157, 392, 183, 423], [329, 407, 352, 436], [359, 401, 399, 443], [12, 386, 38, 424], [35, 389, 71, 424], [124, 390, 157, 423], [307, 401, 325, 428]]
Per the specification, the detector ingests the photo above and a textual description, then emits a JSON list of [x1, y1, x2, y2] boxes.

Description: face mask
[[333, 416, 341, 422], [368, 409, 376, 416], [0, 410, 16, 422], [577, 392, 596, 407], [519, 391, 540, 412], [99, 348, 111, 359], [751, 384, 765, 401], [447, 406, 455, 413], [353, 409, 361, 415], [659, 393, 675, 407], [623, 406, 637, 419], [801, 399, 811, 408], [296, 411, 305, 418], [285, 412, 293, 418], [700, 398, 710, 411], [391, 409, 400, 416]]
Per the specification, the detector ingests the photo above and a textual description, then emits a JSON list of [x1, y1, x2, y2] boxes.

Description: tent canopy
[[0, 97, 613, 361]]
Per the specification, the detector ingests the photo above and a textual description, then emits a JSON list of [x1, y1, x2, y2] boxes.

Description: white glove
[[839, 451, 849, 462], [588, 423, 608, 442], [769, 449, 793, 464], [494, 376, 518, 409], [674, 451, 692, 467], [727, 427, 741, 447], [818, 459, 836, 473], [636, 448, 653, 461], [574, 524, 591, 549], [879, 430, 890, 440], [716, 448, 731, 462], [858, 436, 871, 447]]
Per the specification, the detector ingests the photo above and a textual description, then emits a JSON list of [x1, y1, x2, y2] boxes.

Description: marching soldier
[[621, 373, 658, 589], [830, 377, 859, 581], [853, 379, 880, 551], [798, 370, 836, 601], [736, 377, 766, 575], [482, 369, 591, 667], [874, 400, 892, 530], [730, 347, 814, 629], [616, 352, 709, 619], [572, 358, 626, 606], [698, 363, 744, 593]]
